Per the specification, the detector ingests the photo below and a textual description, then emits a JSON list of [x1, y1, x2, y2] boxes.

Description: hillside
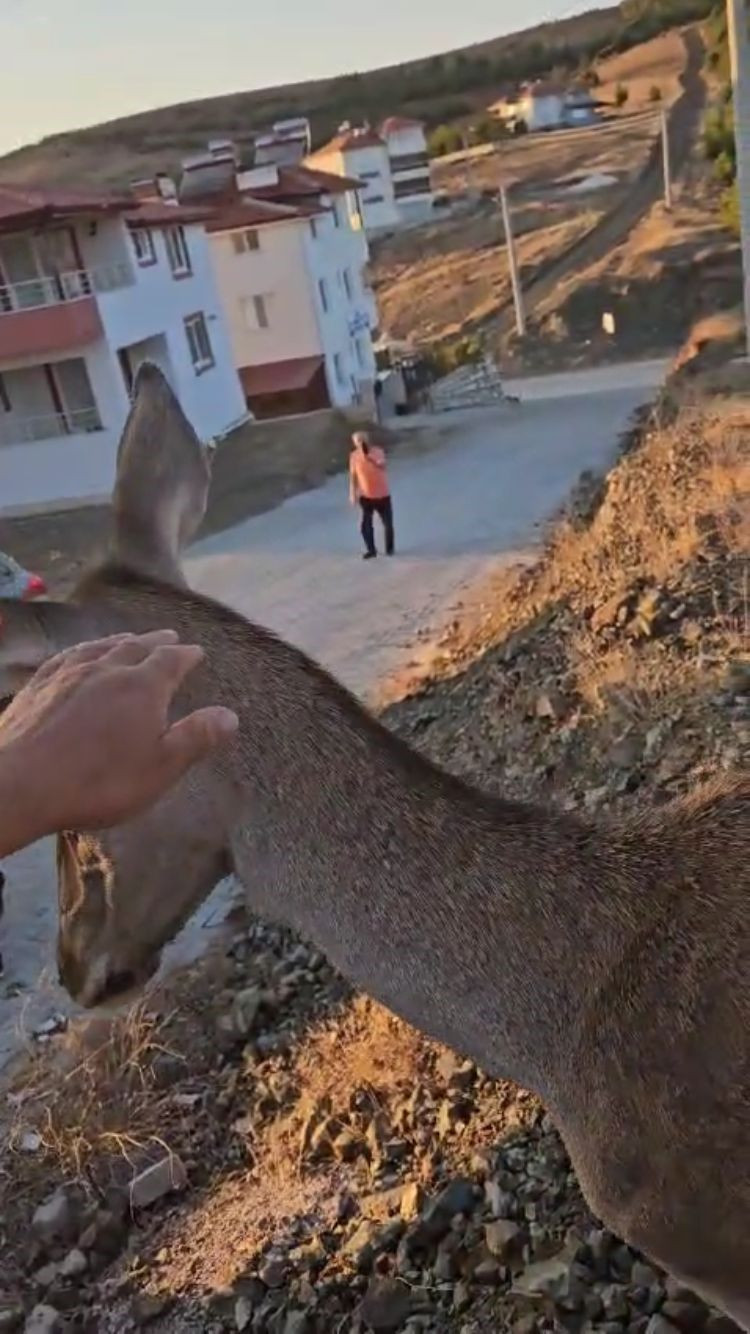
[[0, 0, 715, 189]]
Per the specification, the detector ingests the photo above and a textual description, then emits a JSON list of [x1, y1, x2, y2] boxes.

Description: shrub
[[720, 182, 740, 237], [428, 124, 464, 157], [649, 85, 663, 103], [615, 83, 629, 108]]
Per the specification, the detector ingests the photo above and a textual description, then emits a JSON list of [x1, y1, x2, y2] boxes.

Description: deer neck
[[221, 623, 643, 1107]]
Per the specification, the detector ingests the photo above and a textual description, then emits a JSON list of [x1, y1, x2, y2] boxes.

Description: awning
[[239, 356, 325, 397]]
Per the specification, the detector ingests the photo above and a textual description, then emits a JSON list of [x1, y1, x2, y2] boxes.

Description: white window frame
[[184, 311, 215, 374], [130, 227, 156, 267], [232, 229, 261, 255], [318, 278, 329, 314], [309, 218, 318, 240], [343, 268, 353, 301], [333, 352, 346, 386], [165, 225, 191, 278], [242, 294, 270, 330]]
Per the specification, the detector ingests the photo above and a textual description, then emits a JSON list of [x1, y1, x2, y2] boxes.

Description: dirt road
[[496, 27, 707, 336], [0, 361, 668, 1070]]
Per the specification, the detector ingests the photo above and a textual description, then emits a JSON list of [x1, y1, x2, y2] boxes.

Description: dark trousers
[[360, 496, 394, 555]]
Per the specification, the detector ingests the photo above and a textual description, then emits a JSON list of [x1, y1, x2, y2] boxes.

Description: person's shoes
[[363, 551, 377, 560], [386, 549, 395, 556]]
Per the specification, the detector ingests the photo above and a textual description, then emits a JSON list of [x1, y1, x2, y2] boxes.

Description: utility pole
[[661, 107, 673, 210], [500, 181, 526, 338], [727, 0, 750, 349]]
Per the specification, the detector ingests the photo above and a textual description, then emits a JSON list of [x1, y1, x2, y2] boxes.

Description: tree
[[428, 124, 464, 157], [615, 83, 629, 108], [649, 85, 663, 103]]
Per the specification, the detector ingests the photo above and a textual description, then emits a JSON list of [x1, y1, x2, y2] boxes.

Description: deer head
[[0, 365, 237, 1006]]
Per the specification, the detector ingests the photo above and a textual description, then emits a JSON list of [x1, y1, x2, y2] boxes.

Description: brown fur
[[1, 366, 748, 1321]]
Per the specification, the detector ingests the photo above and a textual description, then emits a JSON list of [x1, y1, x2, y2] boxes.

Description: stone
[[645, 1318, 682, 1334], [130, 1152, 187, 1209], [417, 1178, 476, 1242], [511, 1254, 570, 1300], [359, 1277, 412, 1332], [259, 1256, 289, 1289], [400, 1182, 423, 1220], [724, 659, 750, 696], [33, 1266, 60, 1290], [631, 1263, 660, 1289], [131, 1293, 171, 1325], [342, 1221, 381, 1272], [485, 1180, 514, 1217], [473, 1258, 501, 1285], [453, 1282, 471, 1314], [282, 1313, 309, 1334], [601, 1283, 630, 1321], [23, 1310, 61, 1334], [235, 1296, 253, 1331], [485, 1219, 522, 1261], [32, 1189, 79, 1245], [230, 986, 264, 1037], [59, 1249, 87, 1279], [661, 1301, 708, 1331], [0, 1311, 23, 1334]]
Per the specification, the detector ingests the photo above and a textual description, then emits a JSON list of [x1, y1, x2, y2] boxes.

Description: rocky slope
[[0, 365, 747, 1334]]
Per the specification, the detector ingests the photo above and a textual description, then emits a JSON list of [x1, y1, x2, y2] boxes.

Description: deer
[[0, 365, 748, 1325]]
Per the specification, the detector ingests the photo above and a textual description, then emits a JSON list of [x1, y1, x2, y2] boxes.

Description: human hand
[[0, 630, 238, 856]]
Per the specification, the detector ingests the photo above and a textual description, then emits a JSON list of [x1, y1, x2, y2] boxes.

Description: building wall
[[209, 220, 322, 369], [308, 145, 399, 233], [91, 219, 247, 440], [523, 94, 564, 131], [302, 210, 376, 405], [384, 124, 433, 223]]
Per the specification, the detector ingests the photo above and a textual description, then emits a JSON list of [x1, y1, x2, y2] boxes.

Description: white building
[[205, 176, 376, 417], [0, 184, 247, 515], [307, 127, 400, 234], [491, 82, 599, 133], [380, 117, 434, 224]]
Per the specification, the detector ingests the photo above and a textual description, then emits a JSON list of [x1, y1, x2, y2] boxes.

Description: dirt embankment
[[0, 347, 747, 1333]]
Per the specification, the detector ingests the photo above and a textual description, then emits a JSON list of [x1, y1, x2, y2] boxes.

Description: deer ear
[[112, 362, 213, 583], [0, 601, 94, 696]]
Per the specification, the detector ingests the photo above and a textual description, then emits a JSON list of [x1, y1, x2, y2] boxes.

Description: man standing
[[349, 432, 395, 560]]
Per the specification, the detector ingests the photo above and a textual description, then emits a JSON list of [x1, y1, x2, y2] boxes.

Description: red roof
[[380, 116, 424, 134], [0, 183, 132, 231], [0, 183, 210, 234], [250, 165, 362, 200], [205, 197, 315, 233], [240, 355, 324, 397], [314, 128, 384, 154], [124, 201, 212, 226]]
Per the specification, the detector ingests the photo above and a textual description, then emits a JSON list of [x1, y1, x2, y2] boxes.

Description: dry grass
[[595, 29, 687, 110]]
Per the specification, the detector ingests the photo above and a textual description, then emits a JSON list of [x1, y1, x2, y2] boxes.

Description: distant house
[[379, 117, 434, 225], [307, 117, 433, 234], [490, 81, 600, 133], [307, 125, 399, 233]]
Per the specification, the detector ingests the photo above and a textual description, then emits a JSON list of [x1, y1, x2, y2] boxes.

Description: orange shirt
[[350, 446, 390, 501]]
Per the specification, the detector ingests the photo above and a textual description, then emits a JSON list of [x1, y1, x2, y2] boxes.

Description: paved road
[[0, 361, 668, 1069]]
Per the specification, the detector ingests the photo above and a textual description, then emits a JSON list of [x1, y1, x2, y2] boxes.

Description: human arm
[[349, 454, 359, 506], [0, 630, 238, 858]]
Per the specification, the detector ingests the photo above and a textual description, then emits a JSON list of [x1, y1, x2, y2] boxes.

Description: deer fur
[[1, 365, 748, 1324]]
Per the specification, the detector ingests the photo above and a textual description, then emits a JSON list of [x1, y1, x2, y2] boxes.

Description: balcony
[[0, 406, 103, 448], [0, 264, 133, 360]]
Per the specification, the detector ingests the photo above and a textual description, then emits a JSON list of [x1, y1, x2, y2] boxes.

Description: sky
[[0, 0, 611, 158]]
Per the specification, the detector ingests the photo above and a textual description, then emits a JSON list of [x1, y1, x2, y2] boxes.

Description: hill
[[0, 0, 716, 189]]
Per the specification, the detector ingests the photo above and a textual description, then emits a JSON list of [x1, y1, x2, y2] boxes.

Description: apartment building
[[0, 184, 247, 514], [166, 149, 378, 417], [306, 118, 434, 233]]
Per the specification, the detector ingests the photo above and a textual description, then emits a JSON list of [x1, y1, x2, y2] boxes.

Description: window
[[242, 294, 270, 330], [332, 201, 341, 228], [333, 352, 346, 386], [129, 227, 156, 266], [309, 218, 318, 240], [342, 268, 353, 301], [355, 336, 367, 370], [165, 225, 191, 278], [318, 278, 329, 314], [393, 176, 431, 199], [0, 372, 10, 413], [360, 170, 381, 181], [364, 194, 385, 204], [184, 312, 215, 373], [231, 229, 261, 255], [389, 151, 429, 172]]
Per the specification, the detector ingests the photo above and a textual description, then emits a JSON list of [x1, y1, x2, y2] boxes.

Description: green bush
[[714, 149, 737, 186], [720, 182, 740, 237], [649, 85, 663, 103], [615, 83, 629, 108], [703, 102, 736, 169], [428, 124, 464, 157]]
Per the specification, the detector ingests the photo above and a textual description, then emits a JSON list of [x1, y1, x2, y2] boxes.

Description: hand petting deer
[[0, 365, 748, 1324]]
